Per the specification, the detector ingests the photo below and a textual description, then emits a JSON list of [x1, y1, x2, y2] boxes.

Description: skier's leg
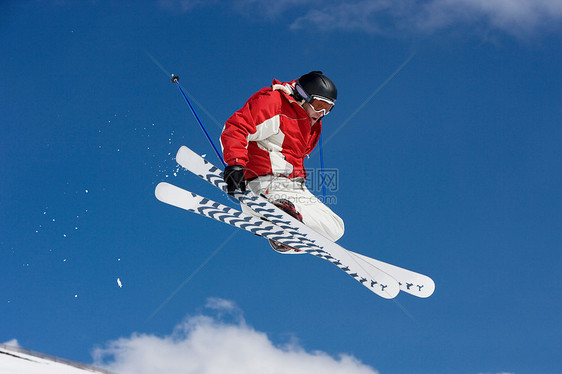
[[296, 195, 345, 242], [288, 182, 345, 242], [247, 176, 344, 242]]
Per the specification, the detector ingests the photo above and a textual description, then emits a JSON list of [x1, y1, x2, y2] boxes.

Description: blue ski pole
[[171, 75, 227, 168]]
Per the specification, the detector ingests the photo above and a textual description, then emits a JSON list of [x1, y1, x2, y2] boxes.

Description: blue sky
[[1, 1, 561, 373]]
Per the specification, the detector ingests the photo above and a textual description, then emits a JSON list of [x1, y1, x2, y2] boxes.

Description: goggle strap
[[295, 83, 312, 102]]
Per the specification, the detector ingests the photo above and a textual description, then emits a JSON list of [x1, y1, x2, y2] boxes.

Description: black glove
[[224, 165, 246, 195]]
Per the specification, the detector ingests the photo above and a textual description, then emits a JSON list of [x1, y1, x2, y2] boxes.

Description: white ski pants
[[241, 176, 345, 242]]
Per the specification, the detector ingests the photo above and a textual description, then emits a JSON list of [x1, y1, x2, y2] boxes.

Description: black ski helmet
[[295, 71, 337, 102]]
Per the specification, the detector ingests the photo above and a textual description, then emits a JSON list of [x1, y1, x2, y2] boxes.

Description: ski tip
[[403, 276, 435, 298], [154, 182, 164, 201], [176, 145, 213, 171], [154, 182, 172, 202], [176, 145, 192, 164], [420, 278, 436, 298], [176, 145, 187, 159], [384, 287, 401, 299]]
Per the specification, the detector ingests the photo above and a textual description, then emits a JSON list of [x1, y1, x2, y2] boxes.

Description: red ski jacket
[[220, 79, 322, 180]]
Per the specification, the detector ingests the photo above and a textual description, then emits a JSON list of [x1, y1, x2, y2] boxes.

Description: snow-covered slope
[[0, 345, 110, 374]]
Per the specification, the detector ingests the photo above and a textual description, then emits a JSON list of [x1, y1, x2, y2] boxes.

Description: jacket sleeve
[[220, 88, 282, 167]]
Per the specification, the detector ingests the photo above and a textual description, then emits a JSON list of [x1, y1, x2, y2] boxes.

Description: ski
[[175, 145, 435, 298], [155, 182, 400, 299]]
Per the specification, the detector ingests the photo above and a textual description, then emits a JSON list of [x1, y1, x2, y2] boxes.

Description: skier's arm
[[220, 90, 282, 167], [220, 106, 255, 167]]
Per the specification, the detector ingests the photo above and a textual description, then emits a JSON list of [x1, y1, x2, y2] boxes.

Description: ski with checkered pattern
[[173, 145, 435, 298], [155, 182, 400, 299]]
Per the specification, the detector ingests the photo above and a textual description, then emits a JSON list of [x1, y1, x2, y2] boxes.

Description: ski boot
[[268, 199, 303, 253]]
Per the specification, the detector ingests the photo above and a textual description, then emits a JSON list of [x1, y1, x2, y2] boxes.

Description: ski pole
[[171, 75, 227, 168]]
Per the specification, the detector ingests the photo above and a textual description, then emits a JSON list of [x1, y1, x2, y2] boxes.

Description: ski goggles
[[295, 83, 335, 116], [308, 97, 335, 116]]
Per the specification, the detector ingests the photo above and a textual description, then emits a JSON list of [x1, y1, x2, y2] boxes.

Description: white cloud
[[289, 0, 562, 38], [156, 0, 562, 38], [231, 0, 309, 19], [93, 298, 378, 374], [204, 297, 239, 313], [1, 339, 20, 348], [157, 0, 219, 13], [291, 1, 396, 34], [414, 0, 562, 36]]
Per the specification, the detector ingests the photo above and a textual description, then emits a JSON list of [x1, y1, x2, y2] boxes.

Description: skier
[[220, 71, 345, 250]]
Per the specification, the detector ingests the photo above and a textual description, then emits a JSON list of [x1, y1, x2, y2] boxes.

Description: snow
[[0, 345, 109, 374]]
